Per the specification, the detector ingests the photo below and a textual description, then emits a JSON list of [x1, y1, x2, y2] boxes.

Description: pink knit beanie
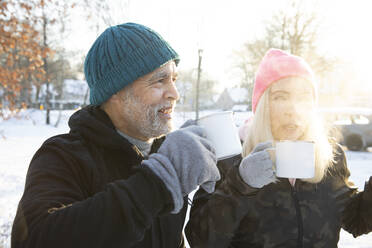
[[251, 48, 316, 113]]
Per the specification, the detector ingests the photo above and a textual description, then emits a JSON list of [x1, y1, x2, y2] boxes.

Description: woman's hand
[[238, 141, 276, 188]]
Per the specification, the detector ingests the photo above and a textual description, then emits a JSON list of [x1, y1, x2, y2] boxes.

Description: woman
[[185, 48, 372, 247]]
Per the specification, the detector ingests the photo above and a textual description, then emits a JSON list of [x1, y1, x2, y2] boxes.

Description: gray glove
[[142, 125, 220, 213], [238, 141, 276, 188], [180, 119, 197, 128]]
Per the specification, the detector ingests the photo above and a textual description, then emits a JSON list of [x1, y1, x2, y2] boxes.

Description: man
[[11, 22, 220, 248]]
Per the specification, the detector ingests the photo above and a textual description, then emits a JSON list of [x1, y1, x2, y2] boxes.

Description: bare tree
[[177, 69, 218, 111], [82, 0, 132, 34], [23, 0, 78, 124], [79, 0, 132, 105], [231, 0, 336, 95]]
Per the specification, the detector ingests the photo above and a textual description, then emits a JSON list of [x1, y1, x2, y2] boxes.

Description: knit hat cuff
[[252, 74, 316, 112], [89, 38, 179, 105]]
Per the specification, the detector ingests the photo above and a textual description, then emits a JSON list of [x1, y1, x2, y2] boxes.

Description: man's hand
[[142, 125, 220, 213], [238, 141, 276, 188]]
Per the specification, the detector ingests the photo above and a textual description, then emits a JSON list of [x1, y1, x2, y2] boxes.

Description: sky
[[65, 0, 372, 92]]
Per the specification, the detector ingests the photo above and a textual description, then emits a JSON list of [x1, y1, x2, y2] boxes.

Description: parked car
[[319, 108, 372, 151], [232, 104, 249, 112]]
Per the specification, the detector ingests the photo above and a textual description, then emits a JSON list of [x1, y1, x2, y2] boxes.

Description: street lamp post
[[195, 48, 203, 120]]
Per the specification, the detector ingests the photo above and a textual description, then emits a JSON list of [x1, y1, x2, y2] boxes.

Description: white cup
[[197, 111, 242, 160], [274, 140, 315, 179]]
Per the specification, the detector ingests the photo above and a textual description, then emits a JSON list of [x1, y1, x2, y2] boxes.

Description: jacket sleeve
[[185, 155, 258, 248], [11, 144, 175, 248], [336, 146, 372, 237]]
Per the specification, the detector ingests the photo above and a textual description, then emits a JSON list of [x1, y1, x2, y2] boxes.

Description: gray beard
[[121, 91, 173, 140]]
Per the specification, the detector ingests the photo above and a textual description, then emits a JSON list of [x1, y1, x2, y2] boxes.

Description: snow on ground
[[0, 109, 371, 247]]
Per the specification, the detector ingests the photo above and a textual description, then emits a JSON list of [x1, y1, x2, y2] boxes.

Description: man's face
[[114, 61, 179, 141]]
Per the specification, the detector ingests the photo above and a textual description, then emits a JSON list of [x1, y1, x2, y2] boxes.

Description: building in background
[[215, 88, 249, 111], [32, 79, 89, 110]]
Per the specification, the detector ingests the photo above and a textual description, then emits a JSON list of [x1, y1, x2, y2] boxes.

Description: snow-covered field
[[0, 109, 371, 247]]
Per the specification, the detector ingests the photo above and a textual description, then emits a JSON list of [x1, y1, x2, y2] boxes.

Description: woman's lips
[[283, 124, 298, 130]]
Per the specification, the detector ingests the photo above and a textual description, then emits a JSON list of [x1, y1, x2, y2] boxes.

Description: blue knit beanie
[[84, 22, 180, 105]]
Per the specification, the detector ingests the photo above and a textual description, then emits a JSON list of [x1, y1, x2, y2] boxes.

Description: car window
[[332, 114, 352, 125], [353, 115, 370, 124], [318, 108, 372, 126], [334, 118, 352, 125]]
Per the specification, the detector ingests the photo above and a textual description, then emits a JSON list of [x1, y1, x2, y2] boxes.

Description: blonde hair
[[242, 88, 334, 184]]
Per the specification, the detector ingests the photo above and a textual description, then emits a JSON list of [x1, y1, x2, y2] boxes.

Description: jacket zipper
[[290, 183, 304, 248]]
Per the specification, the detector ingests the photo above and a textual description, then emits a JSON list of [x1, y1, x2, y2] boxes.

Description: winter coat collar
[[68, 105, 165, 156]]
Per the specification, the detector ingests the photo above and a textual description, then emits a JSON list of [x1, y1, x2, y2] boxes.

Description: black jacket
[[12, 105, 187, 248], [185, 145, 372, 247]]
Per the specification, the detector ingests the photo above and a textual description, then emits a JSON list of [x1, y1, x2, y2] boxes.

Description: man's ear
[[100, 93, 119, 112]]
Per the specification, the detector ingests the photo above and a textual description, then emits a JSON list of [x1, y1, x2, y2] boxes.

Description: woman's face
[[269, 77, 315, 141]]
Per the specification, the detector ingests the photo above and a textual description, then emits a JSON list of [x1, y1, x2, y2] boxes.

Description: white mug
[[274, 140, 315, 179], [197, 111, 242, 160]]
